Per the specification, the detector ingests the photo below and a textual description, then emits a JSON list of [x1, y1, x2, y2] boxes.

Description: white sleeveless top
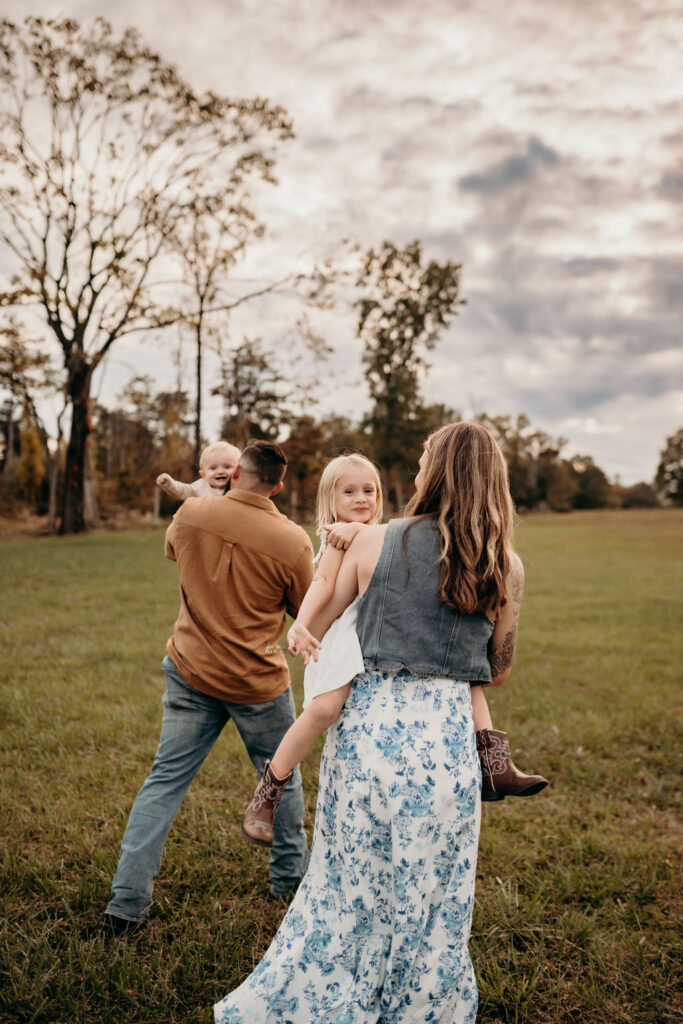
[[302, 536, 365, 707]]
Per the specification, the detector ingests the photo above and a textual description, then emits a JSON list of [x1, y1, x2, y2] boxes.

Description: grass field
[[0, 509, 681, 1024]]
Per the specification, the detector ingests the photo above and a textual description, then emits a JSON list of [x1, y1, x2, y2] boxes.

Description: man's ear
[[269, 481, 283, 497], [231, 464, 242, 482]]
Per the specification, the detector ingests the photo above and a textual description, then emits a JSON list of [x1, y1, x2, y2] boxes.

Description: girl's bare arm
[[324, 520, 365, 549], [287, 543, 344, 659], [312, 524, 386, 633], [288, 524, 368, 660]]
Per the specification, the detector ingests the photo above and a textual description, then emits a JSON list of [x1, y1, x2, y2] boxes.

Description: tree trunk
[[83, 437, 100, 529], [193, 317, 203, 475], [47, 449, 59, 534], [380, 466, 393, 514], [392, 468, 405, 513], [4, 396, 16, 472], [46, 401, 67, 534], [60, 363, 92, 534], [34, 424, 57, 534], [153, 485, 160, 525]]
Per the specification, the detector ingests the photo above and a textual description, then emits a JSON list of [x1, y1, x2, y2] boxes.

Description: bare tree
[[169, 193, 300, 471], [357, 240, 463, 507], [0, 315, 65, 529], [0, 318, 52, 470], [0, 16, 293, 531], [172, 195, 341, 473], [215, 336, 294, 446]]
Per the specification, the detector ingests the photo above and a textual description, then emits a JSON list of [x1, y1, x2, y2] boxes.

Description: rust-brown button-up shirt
[[165, 489, 314, 703]]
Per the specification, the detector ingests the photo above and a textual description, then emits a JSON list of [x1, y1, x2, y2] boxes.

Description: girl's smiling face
[[333, 466, 379, 524]]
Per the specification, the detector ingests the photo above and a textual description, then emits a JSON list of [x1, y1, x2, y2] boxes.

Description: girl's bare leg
[[470, 684, 493, 731], [270, 683, 352, 778], [242, 682, 358, 847]]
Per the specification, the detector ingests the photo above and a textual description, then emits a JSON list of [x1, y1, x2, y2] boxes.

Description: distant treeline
[[1, 375, 678, 522]]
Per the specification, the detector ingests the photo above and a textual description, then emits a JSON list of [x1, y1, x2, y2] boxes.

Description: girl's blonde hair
[[404, 421, 515, 618], [315, 454, 383, 536]]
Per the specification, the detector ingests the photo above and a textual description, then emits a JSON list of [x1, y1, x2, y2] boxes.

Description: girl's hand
[[323, 520, 364, 550], [156, 473, 171, 487], [287, 620, 322, 666]]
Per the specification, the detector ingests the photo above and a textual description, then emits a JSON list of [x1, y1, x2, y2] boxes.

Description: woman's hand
[[287, 620, 322, 666], [323, 520, 364, 550]]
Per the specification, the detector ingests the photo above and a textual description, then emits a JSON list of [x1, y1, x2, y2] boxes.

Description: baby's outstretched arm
[[156, 473, 201, 500]]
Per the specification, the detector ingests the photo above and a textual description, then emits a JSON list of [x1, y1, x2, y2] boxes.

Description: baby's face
[[200, 447, 240, 490]]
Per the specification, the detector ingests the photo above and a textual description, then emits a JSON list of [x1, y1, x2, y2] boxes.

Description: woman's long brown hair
[[404, 421, 515, 618]]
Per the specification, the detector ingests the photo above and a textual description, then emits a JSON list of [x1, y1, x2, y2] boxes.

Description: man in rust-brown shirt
[[104, 441, 314, 934]]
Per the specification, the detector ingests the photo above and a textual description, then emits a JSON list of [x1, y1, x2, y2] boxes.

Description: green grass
[[0, 509, 681, 1023]]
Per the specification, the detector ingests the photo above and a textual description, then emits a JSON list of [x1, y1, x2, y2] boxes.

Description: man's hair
[[239, 440, 287, 487]]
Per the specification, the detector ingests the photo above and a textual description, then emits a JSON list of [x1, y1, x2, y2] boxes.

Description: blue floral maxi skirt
[[214, 670, 481, 1024]]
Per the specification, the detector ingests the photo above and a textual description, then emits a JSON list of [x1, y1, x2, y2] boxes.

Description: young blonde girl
[[241, 454, 383, 846]]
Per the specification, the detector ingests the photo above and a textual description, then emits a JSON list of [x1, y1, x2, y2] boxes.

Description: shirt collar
[[225, 489, 281, 515]]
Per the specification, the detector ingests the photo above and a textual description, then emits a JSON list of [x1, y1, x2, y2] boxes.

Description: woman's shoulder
[[507, 549, 524, 578], [386, 515, 435, 533], [396, 514, 439, 546], [358, 523, 387, 542]]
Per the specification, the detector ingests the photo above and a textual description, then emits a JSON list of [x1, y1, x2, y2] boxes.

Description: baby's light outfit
[[159, 476, 224, 500]]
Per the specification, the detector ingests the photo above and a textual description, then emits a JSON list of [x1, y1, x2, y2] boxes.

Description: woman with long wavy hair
[[215, 421, 526, 1024]]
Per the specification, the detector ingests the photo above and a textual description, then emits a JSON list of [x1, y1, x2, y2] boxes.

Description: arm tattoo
[[489, 627, 517, 676], [511, 566, 523, 616]]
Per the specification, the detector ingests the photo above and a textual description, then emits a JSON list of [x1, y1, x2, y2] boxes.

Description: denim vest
[[356, 518, 494, 682]]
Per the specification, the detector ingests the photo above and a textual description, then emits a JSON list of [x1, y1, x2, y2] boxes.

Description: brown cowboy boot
[[476, 729, 548, 802], [241, 761, 293, 847]]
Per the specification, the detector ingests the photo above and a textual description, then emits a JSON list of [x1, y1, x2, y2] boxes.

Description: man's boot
[[241, 761, 293, 847], [476, 729, 548, 802]]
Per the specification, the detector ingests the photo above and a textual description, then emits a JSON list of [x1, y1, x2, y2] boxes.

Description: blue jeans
[[106, 656, 308, 921]]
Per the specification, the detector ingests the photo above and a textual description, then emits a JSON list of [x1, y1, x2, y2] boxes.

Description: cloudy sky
[[4, 0, 683, 483]]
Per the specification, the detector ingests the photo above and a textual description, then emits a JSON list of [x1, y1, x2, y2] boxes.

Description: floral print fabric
[[214, 670, 481, 1024]]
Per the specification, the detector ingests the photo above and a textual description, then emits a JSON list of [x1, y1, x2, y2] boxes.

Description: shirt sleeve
[[286, 542, 315, 618], [165, 517, 177, 561]]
